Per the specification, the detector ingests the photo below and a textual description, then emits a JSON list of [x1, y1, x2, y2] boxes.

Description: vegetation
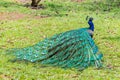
[[0, 0, 120, 80]]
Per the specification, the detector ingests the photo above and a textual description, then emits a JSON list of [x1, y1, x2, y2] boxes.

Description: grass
[[0, 0, 120, 80]]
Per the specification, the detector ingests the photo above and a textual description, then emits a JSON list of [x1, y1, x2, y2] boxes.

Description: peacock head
[[89, 17, 93, 21], [86, 16, 94, 21]]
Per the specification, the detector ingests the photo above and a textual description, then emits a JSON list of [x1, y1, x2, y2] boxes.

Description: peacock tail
[[9, 28, 103, 70]]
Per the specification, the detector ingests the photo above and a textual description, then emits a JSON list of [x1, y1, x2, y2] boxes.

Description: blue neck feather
[[88, 20, 94, 31]]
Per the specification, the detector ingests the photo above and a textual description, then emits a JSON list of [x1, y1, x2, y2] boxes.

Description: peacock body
[[10, 28, 103, 70]]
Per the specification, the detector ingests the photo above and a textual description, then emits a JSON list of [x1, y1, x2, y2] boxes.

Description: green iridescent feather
[[8, 28, 103, 70]]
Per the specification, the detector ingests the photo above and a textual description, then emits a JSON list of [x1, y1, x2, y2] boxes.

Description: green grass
[[0, 0, 120, 80]]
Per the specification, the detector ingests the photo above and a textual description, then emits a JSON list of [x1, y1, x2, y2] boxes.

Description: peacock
[[8, 17, 103, 70]]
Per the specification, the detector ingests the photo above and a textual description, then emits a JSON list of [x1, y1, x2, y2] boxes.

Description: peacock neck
[[88, 20, 94, 31]]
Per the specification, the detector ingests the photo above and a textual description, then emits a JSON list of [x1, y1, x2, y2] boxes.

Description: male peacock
[[9, 17, 103, 70]]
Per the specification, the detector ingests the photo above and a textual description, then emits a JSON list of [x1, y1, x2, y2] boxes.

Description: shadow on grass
[[0, 0, 22, 8], [80, 0, 120, 13], [0, 0, 69, 17], [102, 36, 120, 40]]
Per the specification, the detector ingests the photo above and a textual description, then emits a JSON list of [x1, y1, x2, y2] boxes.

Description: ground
[[0, 12, 26, 20], [0, 0, 120, 80]]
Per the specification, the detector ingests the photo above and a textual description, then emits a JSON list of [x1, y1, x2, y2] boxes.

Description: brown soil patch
[[17, 0, 84, 3], [0, 12, 26, 20], [0, 12, 48, 20], [71, 0, 84, 2], [15, 0, 30, 3], [0, 74, 12, 80]]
